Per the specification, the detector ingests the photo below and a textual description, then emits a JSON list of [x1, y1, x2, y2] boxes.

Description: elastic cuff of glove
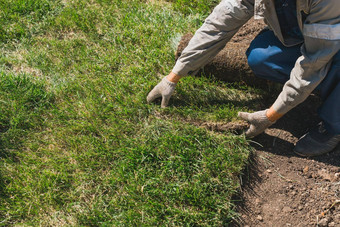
[[264, 109, 276, 124], [162, 77, 177, 87]]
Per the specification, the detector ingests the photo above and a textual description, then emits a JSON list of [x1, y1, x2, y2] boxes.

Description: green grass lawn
[[0, 0, 264, 225]]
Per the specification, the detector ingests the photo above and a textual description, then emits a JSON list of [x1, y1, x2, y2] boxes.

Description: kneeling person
[[147, 0, 340, 157]]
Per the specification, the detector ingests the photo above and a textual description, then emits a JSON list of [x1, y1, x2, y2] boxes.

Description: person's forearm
[[166, 72, 182, 83], [172, 1, 252, 77]]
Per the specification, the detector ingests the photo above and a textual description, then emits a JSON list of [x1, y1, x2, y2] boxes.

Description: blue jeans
[[246, 30, 340, 134]]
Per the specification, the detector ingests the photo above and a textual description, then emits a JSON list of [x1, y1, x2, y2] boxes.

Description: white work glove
[[147, 77, 177, 108], [238, 110, 275, 138]]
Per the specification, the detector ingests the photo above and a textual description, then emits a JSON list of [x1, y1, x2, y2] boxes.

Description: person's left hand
[[147, 76, 177, 108], [238, 110, 275, 138]]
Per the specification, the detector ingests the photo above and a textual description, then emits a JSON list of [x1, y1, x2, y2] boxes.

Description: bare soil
[[236, 94, 340, 227], [176, 19, 340, 226]]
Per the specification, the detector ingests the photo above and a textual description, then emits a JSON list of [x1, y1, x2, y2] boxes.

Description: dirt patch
[[175, 19, 340, 226], [233, 94, 340, 227], [237, 149, 340, 227]]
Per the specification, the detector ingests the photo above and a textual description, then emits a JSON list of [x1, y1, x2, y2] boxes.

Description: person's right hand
[[147, 76, 177, 108], [238, 110, 275, 138]]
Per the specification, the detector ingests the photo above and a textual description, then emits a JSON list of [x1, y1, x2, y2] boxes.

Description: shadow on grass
[[168, 76, 281, 111]]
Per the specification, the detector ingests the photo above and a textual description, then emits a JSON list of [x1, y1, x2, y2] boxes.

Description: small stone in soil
[[318, 169, 333, 181], [334, 173, 340, 181], [256, 215, 263, 221], [329, 222, 335, 227], [335, 214, 340, 222], [303, 166, 309, 173], [318, 218, 329, 227], [298, 205, 303, 210], [282, 206, 293, 213]]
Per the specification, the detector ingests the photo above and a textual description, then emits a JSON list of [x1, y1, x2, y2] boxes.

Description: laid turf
[[0, 0, 264, 225]]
